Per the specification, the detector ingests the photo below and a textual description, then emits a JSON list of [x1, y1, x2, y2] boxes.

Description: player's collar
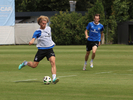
[[93, 21, 99, 25]]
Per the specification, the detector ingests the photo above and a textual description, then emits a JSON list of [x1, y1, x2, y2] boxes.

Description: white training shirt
[[32, 26, 55, 49]]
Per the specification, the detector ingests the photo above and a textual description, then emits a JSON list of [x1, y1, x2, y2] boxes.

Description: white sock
[[84, 61, 87, 65], [24, 61, 28, 65], [52, 74, 56, 80], [90, 59, 93, 62]]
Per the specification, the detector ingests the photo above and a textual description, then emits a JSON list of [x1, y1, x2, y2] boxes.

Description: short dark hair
[[94, 14, 100, 19]]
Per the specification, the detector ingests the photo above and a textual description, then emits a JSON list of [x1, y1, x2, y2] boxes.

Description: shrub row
[[50, 11, 87, 45], [50, 1, 105, 45]]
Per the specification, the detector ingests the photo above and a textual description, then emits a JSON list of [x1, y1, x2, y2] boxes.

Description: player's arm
[[29, 30, 41, 45], [85, 29, 89, 39], [29, 38, 35, 45], [85, 23, 91, 39], [99, 31, 104, 46], [101, 31, 104, 41]]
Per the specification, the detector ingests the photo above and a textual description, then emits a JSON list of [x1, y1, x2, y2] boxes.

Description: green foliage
[[15, 0, 133, 22], [127, 0, 133, 20], [15, 0, 70, 12], [50, 11, 86, 45], [15, 0, 40, 12], [101, 0, 114, 19], [106, 0, 129, 43], [50, 0, 106, 45], [15, 0, 133, 44], [86, 0, 105, 25], [15, 0, 95, 12], [112, 0, 129, 23], [107, 15, 117, 43], [15, 0, 96, 12], [76, 0, 95, 11]]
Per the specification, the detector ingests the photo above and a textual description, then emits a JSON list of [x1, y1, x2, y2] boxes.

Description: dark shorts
[[86, 41, 99, 51], [34, 48, 55, 62]]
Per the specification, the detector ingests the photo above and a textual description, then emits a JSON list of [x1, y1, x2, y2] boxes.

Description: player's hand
[[29, 41, 33, 45], [29, 38, 35, 45], [85, 36, 89, 39]]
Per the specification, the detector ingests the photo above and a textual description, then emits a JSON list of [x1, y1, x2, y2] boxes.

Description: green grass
[[0, 45, 133, 100]]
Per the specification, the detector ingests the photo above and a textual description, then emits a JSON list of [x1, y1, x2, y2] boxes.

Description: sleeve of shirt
[[32, 30, 41, 39], [86, 23, 91, 30]]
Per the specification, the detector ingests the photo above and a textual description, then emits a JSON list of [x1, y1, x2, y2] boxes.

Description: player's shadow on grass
[[71, 68, 90, 71], [14, 80, 42, 83]]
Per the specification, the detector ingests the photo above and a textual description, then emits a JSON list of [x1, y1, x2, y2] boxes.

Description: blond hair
[[37, 16, 49, 25]]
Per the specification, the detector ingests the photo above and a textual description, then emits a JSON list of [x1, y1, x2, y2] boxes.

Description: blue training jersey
[[86, 21, 104, 42]]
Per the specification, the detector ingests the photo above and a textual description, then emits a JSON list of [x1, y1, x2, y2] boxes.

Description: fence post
[[69, 1, 77, 12], [106, 24, 108, 44]]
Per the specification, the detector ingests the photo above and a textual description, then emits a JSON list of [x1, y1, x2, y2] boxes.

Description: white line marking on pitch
[[113, 73, 133, 75], [127, 69, 133, 71], [58, 75, 77, 78], [14, 79, 37, 82], [95, 71, 112, 74]]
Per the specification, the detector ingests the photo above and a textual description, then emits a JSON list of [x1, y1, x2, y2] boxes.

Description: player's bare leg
[[90, 46, 98, 68], [49, 56, 59, 84], [18, 61, 39, 70], [27, 61, 39, 68], [49, 56, 56, 75], [85, 51, 90, 61], [83, 51, 90, 70]]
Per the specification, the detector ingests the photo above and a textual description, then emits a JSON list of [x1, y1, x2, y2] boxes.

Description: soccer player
[[18, 16, 59, 84], [83, 14, 104, 70]]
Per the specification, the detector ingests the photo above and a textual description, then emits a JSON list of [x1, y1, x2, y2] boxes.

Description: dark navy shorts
[[86, 41, 99, 51], [34, 48, 55, 62]]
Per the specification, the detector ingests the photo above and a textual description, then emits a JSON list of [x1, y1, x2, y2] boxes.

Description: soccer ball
[[43, 76, 51, 85]]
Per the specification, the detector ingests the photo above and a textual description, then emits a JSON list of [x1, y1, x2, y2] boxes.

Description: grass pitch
[[0, 45, 133, 100]]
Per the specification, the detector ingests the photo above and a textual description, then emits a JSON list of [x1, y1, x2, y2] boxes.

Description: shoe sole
[[53, 78, 59, 84]]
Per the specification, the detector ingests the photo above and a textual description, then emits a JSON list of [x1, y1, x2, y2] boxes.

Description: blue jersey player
[[83, 14, 104, 70], [18, 16, 59, 84]]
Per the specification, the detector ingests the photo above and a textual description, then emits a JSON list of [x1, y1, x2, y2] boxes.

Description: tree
[[50, 11, 86, 45], [107, 0, 129, 43], [127, 0, 133, 20], [112, 0, 129, 23], [15, 0, 133, 44], [84, 0, 105, 25], [15, 0, 70, 12], [15, 0, 41, 12], [15, 0, 96, 12], [101, 0, 114, 19], [76, 0, 95, 11]]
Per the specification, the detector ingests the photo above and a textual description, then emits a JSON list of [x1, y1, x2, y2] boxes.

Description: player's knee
[[32, 64, 38, 68], [51, 61, 55, 65], [86, 52, 89, 56], [92, 51, 96, 54]]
